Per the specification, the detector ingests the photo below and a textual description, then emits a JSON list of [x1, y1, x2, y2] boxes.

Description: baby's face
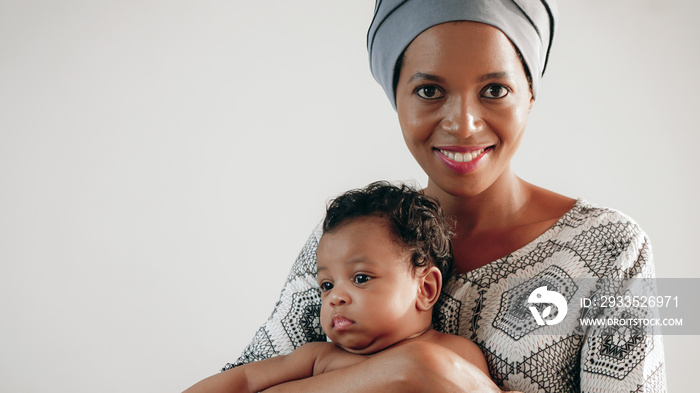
[[316, 216, 425, 354]]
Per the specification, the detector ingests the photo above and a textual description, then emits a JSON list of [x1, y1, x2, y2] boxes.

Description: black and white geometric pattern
[[224, 326, 276, 368], [282, 291, 325, 348], [519, 335, 583, 391], [222, 229, 324, 371], [494, 266, 578, 340], [226, 200, 667, 392], [433, 292, 462, 335]]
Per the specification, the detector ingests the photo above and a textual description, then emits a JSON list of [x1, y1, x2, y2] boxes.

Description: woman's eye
[[481, 84, 509, 99], [354, 274, 371, 284], [415, 85, 445, 100], [320, 282, 333, 292]]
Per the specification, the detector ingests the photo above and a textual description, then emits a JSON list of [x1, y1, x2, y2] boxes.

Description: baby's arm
[[183, 342, 330, 393], [263, 340, 505, 393]]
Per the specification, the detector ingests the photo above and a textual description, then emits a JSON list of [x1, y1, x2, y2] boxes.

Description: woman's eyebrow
[[408, 72, 446, 83], [408, 71, 515, 84], [478, 71, 514, 82]]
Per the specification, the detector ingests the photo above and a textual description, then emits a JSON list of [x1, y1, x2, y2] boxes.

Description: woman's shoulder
[[312, 220, 324, 242], [560, 198, 649, 238], [526, 183, 647, 236], [550, 198, 656, 279], [516, 189, 655, 278], [523, 186, 650, 247]]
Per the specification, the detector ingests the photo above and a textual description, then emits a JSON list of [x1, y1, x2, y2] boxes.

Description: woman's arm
[[263, 341, 504, 393], [224, 227, 325, 370], [580, 222, 667, 392], [185, 342, 328, 393]]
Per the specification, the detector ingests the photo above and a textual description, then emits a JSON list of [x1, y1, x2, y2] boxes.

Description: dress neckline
[[454, 198, 587, 281]]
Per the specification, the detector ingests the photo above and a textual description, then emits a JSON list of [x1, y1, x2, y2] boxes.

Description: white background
[[1, 1, 698, 392]]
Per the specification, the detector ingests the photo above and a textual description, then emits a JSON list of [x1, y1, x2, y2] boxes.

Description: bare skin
[[445, 180, 575, 273], [263, 340, 502, 393], [312, 329, 489, 375], [183, 217, 503, 393], [394, 21, 575, 273], [183, 330, 495, 393], [192, 21, 574, 393], [259, 22, 573, 393]]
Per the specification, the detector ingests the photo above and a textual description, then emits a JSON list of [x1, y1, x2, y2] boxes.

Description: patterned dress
[[224, 199, 667, 393]]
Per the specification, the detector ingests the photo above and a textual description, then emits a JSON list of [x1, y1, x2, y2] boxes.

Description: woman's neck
[[424, 169, 577, 273], [425, 169, 531, 235]]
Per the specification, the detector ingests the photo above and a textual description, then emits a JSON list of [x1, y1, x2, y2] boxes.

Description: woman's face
[[396, 21, 534, 198]]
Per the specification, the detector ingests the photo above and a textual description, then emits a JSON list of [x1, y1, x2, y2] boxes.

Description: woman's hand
[[263, 341, 504, 393]]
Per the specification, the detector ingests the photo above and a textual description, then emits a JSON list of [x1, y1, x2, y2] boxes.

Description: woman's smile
[[396, 21, 533, 198], [435, 146, 494, 174]]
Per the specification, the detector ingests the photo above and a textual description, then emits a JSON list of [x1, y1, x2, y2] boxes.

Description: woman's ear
[[416, 266, 442, 312]]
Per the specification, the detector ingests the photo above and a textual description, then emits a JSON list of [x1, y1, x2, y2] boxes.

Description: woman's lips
[[332, 315, 354, 331], [437, 147, 486, 163], [434, 146, 492, 174]]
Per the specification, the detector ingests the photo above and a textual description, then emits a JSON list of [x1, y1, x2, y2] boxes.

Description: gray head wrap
[[367, 0, 558, 109]]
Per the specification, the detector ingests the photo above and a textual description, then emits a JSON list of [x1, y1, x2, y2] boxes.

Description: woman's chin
[[425, 178, 490, 199]]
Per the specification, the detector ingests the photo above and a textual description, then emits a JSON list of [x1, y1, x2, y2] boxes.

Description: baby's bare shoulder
[[426, 330, 490, 374], [429, 330, 475, 347]]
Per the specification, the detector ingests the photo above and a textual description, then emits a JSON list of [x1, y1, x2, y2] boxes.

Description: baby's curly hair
[[323, 181, 455, 282]]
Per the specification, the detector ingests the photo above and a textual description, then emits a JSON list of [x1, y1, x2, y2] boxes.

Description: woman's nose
[[439, 97, 484, 137]]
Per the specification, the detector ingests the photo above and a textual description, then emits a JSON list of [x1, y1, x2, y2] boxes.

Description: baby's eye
[[481, 84, 509, 99], [353, 274, 371, 285], [320, 282, 334, 292], [415, 85, 445, 100]]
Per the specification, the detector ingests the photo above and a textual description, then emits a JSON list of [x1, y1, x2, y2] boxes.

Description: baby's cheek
[[319, 305, 331, 330]]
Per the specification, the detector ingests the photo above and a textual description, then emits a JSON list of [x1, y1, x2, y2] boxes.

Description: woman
[[225, 1, 667, 392]]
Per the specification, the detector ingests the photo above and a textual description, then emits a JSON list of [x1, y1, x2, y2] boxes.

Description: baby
[[184, 181, 496, 392]]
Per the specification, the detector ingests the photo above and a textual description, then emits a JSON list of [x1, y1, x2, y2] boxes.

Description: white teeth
[[439, 148, 485, 163]]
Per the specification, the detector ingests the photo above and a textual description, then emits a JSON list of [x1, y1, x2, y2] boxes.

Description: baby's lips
[[332, 315, 354, 330]]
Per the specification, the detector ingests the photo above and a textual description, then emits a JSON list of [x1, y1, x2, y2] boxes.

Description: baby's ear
[[416, 266, 442, 312]]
